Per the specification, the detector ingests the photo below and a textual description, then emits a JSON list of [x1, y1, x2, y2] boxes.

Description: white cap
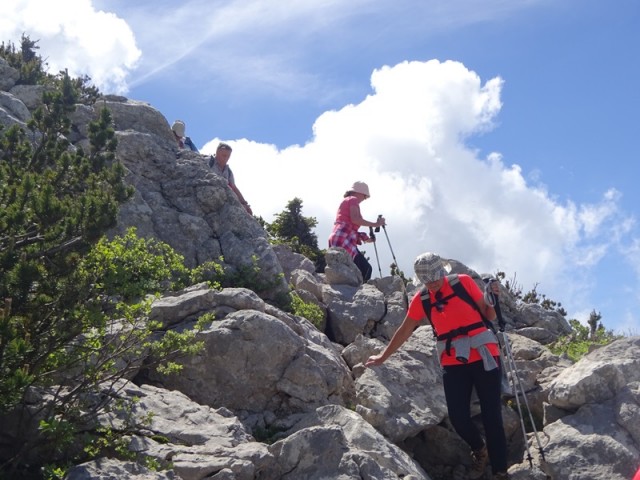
[[349, 181, 370, 197]]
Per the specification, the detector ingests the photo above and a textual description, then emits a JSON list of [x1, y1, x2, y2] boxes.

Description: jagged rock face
[[2, 63, 640, 480], [1, 64, 288, 300], [98, 97, 288, 300], [0, 58, 19, 91]]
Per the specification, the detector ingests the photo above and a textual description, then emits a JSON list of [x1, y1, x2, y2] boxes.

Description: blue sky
[[3, 0, 640, 334]]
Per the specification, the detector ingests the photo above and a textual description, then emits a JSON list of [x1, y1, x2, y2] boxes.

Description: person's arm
[[230, 183, 252, 215], [226, 169, 252, 215], [365, 315, 418, 367], [349, 202, 385, 228], [475, 297, 496, 322], [471, 278, 499, 321]]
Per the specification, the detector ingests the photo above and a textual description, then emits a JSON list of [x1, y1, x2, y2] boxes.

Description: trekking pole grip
[[483, 276, 506, 332], [375, 214, 382, 232], [493, 295, 506, 332]]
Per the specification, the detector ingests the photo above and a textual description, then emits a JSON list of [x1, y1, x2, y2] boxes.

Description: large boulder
[[265, 405, 430, 480], [548, 337, 640, 409], [352, 327, 448, 442], [147, 307, 354, 415]]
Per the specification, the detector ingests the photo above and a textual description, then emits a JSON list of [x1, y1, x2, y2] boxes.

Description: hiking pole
[[486, 283, 546, 466], [369, 226, 383, 278], [379, 216, 409, 306], [379, 216, 399, 270], [494, 303, 535, 468], [499, 322, 546, 465]]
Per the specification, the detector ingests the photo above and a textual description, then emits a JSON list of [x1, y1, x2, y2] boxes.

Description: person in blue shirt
[[171, 120, 199, 153]]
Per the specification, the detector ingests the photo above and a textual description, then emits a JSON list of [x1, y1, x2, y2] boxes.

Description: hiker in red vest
[[633, 465, 640, 480], [365, 252, 509, 480], [328, 181, 385, 282]]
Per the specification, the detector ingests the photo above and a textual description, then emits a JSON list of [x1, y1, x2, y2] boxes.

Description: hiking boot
[[492, 473, 510, 480], [468, 445, 488, 479]]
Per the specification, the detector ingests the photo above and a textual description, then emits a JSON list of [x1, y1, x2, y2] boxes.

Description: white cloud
[[1, 0, 140, 94], [200, 59, 627, 318], [578, 188, 620, 236]]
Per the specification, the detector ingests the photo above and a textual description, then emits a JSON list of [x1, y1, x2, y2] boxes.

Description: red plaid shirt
[[328, 196, 369, 258]]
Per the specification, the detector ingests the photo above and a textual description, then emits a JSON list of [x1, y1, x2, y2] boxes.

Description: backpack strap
[[420, 275, 458, 335], [419, 287, 436, 336], [420, 274, 496, 337]]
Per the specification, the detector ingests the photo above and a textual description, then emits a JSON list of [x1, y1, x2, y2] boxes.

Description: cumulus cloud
[[1, 0, 140, 93], [201, 59, 633, 325]]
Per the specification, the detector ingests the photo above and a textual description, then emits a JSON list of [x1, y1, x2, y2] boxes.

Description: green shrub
[[260, 197, 326, 272], [189, 260, 224, 289], [218, 255, 289, 308], [290, 292, 324, 330], [0, 35, 291, 477], [78, 227, 190, 300], [549, 318, 620, 362], [0, 34, 47, 85], [0, 38, 203, 476]]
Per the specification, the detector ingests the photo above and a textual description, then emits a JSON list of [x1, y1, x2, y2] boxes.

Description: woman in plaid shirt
[[328, 181, 386, 282]]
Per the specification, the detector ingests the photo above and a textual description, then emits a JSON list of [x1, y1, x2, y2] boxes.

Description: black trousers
[[442, 359, 508, 474], [353, 250, 372, 282]]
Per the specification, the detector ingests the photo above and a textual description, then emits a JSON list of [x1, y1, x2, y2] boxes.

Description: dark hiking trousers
[[353, 250, 372, 282], [442, 359, 508, 474]]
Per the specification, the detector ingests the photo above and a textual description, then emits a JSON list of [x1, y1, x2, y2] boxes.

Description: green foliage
[[587, 309, 602, 338], [0, 35, 47, 85], [150, 325, 205, 376], [83, 426, 136, 462], [493, 272, 620, 361], [0, 41, 205, 477], [80, 398, 169, 473], [0, 60, 133, 415], [79, 227, 190, 300], [216, 255, 289, 308], [0, 36, 99, 104], [262, 197, 326, 271], [143, 456, 163, 471], [290, 292, 324, 329], [548, 316, 620, 362], [42, 464, 68, 480], [267, 197, 319, 249], [150, 434, 170, 444], [390, 262, 409, 284], [0, 34, 297, 478], [189, 260, 224, 289]]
